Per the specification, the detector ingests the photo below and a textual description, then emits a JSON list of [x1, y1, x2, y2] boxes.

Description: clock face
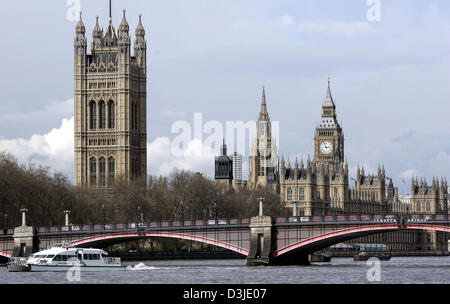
[[320, 141, 333, 155]]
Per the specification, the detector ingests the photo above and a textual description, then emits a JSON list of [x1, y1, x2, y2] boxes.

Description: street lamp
[[180, 201, 184, 223], [20, 208, 28, 227], [101, 204, 105, 227], [64, 210, 71, 226], [4, 214, 7, 232], [213, 202, 218, 221], [257, 197, 264, 216]]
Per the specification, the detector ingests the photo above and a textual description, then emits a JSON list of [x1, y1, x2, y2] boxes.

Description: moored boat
[[26, 243, 122, 272], [7, 257, 30, 272], [353, 252, 391, 261]]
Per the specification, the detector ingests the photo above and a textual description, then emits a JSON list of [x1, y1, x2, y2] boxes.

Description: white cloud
[[399, 169, 420, 181], [296, 21, 374, 38], [278, 15, 375, 38], [148, 137, 215, 178], [0, 117, 74, 178]]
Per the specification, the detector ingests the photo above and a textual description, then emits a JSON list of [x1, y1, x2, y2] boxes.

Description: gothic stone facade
[[74, 11, 147, 188], [248, 87, 279, 193], [280, 80, 387, 216]]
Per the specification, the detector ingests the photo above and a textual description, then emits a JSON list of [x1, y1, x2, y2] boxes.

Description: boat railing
[[104, 257, 121, 265], [8, 257, 28, 265]]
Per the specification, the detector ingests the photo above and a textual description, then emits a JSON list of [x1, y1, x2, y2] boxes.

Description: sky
[[0, 0, 449, 194]]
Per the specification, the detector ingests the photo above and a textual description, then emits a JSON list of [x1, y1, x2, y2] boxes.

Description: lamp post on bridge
[[20, 208, 28, 227], [257, 198, 264, 216], [180, 201, 184, 225], [64, 210, 71, 227], [293, 201, 298, 217], [3, 213, 7, 253], [101, 204, 105, 228], [4, 213, 7, 233], [213, 202, 218, 223]]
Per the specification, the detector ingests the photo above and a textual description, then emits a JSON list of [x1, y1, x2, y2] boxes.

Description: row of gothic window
[[90, 100, 115, 130], [416, 202, 432, 212], [287, 187, 341, 202], [287, 188, 305, 201], [90, 157, 115, 186]]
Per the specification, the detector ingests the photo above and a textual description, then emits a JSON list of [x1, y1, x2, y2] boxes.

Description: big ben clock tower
[[314, 78, 344, 168]]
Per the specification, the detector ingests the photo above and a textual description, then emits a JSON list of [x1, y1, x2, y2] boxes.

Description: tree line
[[0, 152, 289, 228]]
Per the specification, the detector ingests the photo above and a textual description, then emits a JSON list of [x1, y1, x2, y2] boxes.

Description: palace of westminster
[[215, 81, 449, 253], [72, 9, 448, 254]]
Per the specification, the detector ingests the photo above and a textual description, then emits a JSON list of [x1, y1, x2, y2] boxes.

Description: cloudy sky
[[0, 0, 449, 194]]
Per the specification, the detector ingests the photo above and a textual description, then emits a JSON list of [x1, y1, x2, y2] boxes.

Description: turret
[[74, 11, 86, 57], [135, 14, 147, 72], [118, 9, 130, 40], [92, 16, 103, 49]]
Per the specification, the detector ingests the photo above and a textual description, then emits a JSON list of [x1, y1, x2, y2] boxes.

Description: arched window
[[108, 157, 115, 185], [426, 201, 431, 212], [90, 158, 97, 186], [99, 101, 106, 129], [108, 101, 115, 129], [90, 101, 97, 130], [99, 157, 106, 186], [299, 187, 305, 201], [334, 187, 338, 198], [417, 202, 421, 213], [287, 188, 293, 201]]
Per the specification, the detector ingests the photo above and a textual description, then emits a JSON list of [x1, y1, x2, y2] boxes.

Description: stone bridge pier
[[12, 209, 39, 257]]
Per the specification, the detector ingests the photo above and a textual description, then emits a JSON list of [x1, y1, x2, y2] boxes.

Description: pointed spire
[[76, 11, 85, 34], [295, 157, 299, 169], [281, 155, 285, 168], [323, 75, 335, 108], [136, 13, 146, 37], [221, 139, 227, 156], [287, 157, 291, 169], [93, 15, 103, 39], [258, 85, 269, 121], [119, 8, 129, 34], [300, 157, 304, 169]]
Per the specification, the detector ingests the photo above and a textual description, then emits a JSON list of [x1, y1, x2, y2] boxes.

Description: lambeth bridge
[[1, 209, 449, 265]]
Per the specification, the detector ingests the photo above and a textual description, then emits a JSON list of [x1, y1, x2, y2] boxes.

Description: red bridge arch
[[0, 251, 11, 258], [274, 224, 450, 258], [68, 231, 250, 256]]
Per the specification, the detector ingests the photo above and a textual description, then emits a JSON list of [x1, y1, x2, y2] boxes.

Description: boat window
[[47, 255, 55, 259], [62, 255, 68, 261], [53, 255, 61, 261]]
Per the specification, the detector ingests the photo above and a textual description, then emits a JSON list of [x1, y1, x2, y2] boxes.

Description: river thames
[[0, 256, 449, 284]]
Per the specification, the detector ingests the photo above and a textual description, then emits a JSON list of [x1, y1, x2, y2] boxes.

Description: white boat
[[25, 243, 122, 272]]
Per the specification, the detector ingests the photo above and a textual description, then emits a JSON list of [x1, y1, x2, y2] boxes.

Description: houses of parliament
[[215, 79, 448, 254]]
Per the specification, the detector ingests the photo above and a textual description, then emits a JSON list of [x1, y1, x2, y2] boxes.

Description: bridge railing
[[35, 218, 251, 235], [0, 229, 14, 236], [15, 214, 450, 235], [273, 214, 449, 225]]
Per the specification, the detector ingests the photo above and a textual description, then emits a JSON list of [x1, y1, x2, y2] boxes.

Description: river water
[[1, 257, 449, 284]]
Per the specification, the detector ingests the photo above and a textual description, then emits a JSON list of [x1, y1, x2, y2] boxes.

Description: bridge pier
[[12, 226, 38, 257], [11, 209, 38, 257], [246, 216, 274, 266]]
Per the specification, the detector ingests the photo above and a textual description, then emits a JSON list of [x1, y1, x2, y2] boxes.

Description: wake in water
[[125, 263, 181, 271], [126, 263, 159, 271]]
